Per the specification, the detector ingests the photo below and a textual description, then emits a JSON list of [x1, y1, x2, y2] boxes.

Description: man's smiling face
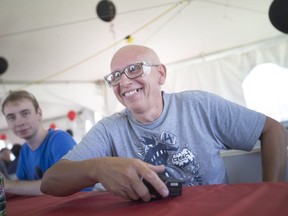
[[110, 46, 164, 116]]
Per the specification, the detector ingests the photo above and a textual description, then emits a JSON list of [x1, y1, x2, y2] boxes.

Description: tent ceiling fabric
[[0, 0, 283, 83], [0, 0, 285, 131]]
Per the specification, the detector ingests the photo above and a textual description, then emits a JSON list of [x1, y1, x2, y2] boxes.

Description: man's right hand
[[92, 157, 169, 202]]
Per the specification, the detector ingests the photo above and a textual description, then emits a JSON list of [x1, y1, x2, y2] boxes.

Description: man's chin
[[16, 132, 30, 139]]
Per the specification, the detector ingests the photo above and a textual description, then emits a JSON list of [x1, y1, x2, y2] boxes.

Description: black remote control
[[142, 175, 182, 200]]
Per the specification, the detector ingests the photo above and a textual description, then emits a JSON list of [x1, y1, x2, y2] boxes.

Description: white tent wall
[[243, 64, 288, 122], [163, 35, 288, 106]]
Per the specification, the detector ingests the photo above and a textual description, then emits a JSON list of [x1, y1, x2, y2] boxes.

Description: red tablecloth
[[7, 182, 288, 216]]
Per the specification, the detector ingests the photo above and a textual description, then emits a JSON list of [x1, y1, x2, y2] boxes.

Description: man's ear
[[37, 108, 43, 119], [158, 64, 167, 85]]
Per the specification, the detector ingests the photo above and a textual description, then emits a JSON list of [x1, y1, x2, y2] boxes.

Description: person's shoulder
[[46, 129, 77, 147], [100, 109, 128, 124], [164, 90, 214, 100], [48, 128, 67, 136], [47, 129, 75, 141], [165, 89, 211, 95]]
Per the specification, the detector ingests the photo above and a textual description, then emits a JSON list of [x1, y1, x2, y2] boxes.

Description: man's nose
[[119, 72, 132, 85], [15, 116, 25, 126]]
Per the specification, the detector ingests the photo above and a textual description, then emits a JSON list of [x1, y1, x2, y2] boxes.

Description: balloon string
[[130, 0, 189, 36], [17, 0, 190, 90]]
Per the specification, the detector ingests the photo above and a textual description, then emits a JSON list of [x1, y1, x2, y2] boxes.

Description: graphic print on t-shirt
[[136, 130, 203, 185]]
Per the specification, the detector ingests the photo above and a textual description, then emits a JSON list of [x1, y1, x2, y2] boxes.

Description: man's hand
[[93, 157, 169, 202]]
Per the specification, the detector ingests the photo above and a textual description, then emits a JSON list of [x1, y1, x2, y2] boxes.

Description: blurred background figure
[[0, 158, 9, 179], [0, 147, 11, 179], [7, 144, 22, 180], [0, 148, 11, 169]]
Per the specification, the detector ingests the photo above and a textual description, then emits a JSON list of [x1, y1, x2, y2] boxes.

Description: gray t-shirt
[[63, 90, 266, 186]]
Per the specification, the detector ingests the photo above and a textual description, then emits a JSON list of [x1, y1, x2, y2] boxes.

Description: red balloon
[[67, 110, 77, 121], [50, 123, 56, 129], [0, 134, 7, 140]]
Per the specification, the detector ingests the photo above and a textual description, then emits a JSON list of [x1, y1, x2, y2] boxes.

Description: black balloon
[[269, 0, 288, 34], [0, 57, 8, 75], [96, 0, 116, 22]]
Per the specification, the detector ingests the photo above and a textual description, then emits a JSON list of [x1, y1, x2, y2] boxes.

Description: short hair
[[1, 90, 40, 114]]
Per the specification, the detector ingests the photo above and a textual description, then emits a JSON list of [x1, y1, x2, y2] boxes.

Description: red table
[[7, 182, 288, 216]]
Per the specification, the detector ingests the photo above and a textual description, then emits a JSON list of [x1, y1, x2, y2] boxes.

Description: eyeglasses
[[104, 61, 159, 86]]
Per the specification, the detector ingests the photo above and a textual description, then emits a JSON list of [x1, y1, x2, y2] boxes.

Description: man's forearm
[[41, 159, 98, 196], [5, 179, 43, 196], [261, 118, 288, 181]]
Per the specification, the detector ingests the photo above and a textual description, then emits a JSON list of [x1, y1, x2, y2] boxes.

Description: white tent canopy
[[0, 0, 287, 144]]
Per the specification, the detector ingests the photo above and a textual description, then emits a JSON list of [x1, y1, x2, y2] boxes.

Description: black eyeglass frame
[[104, 61, 159, 86]]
